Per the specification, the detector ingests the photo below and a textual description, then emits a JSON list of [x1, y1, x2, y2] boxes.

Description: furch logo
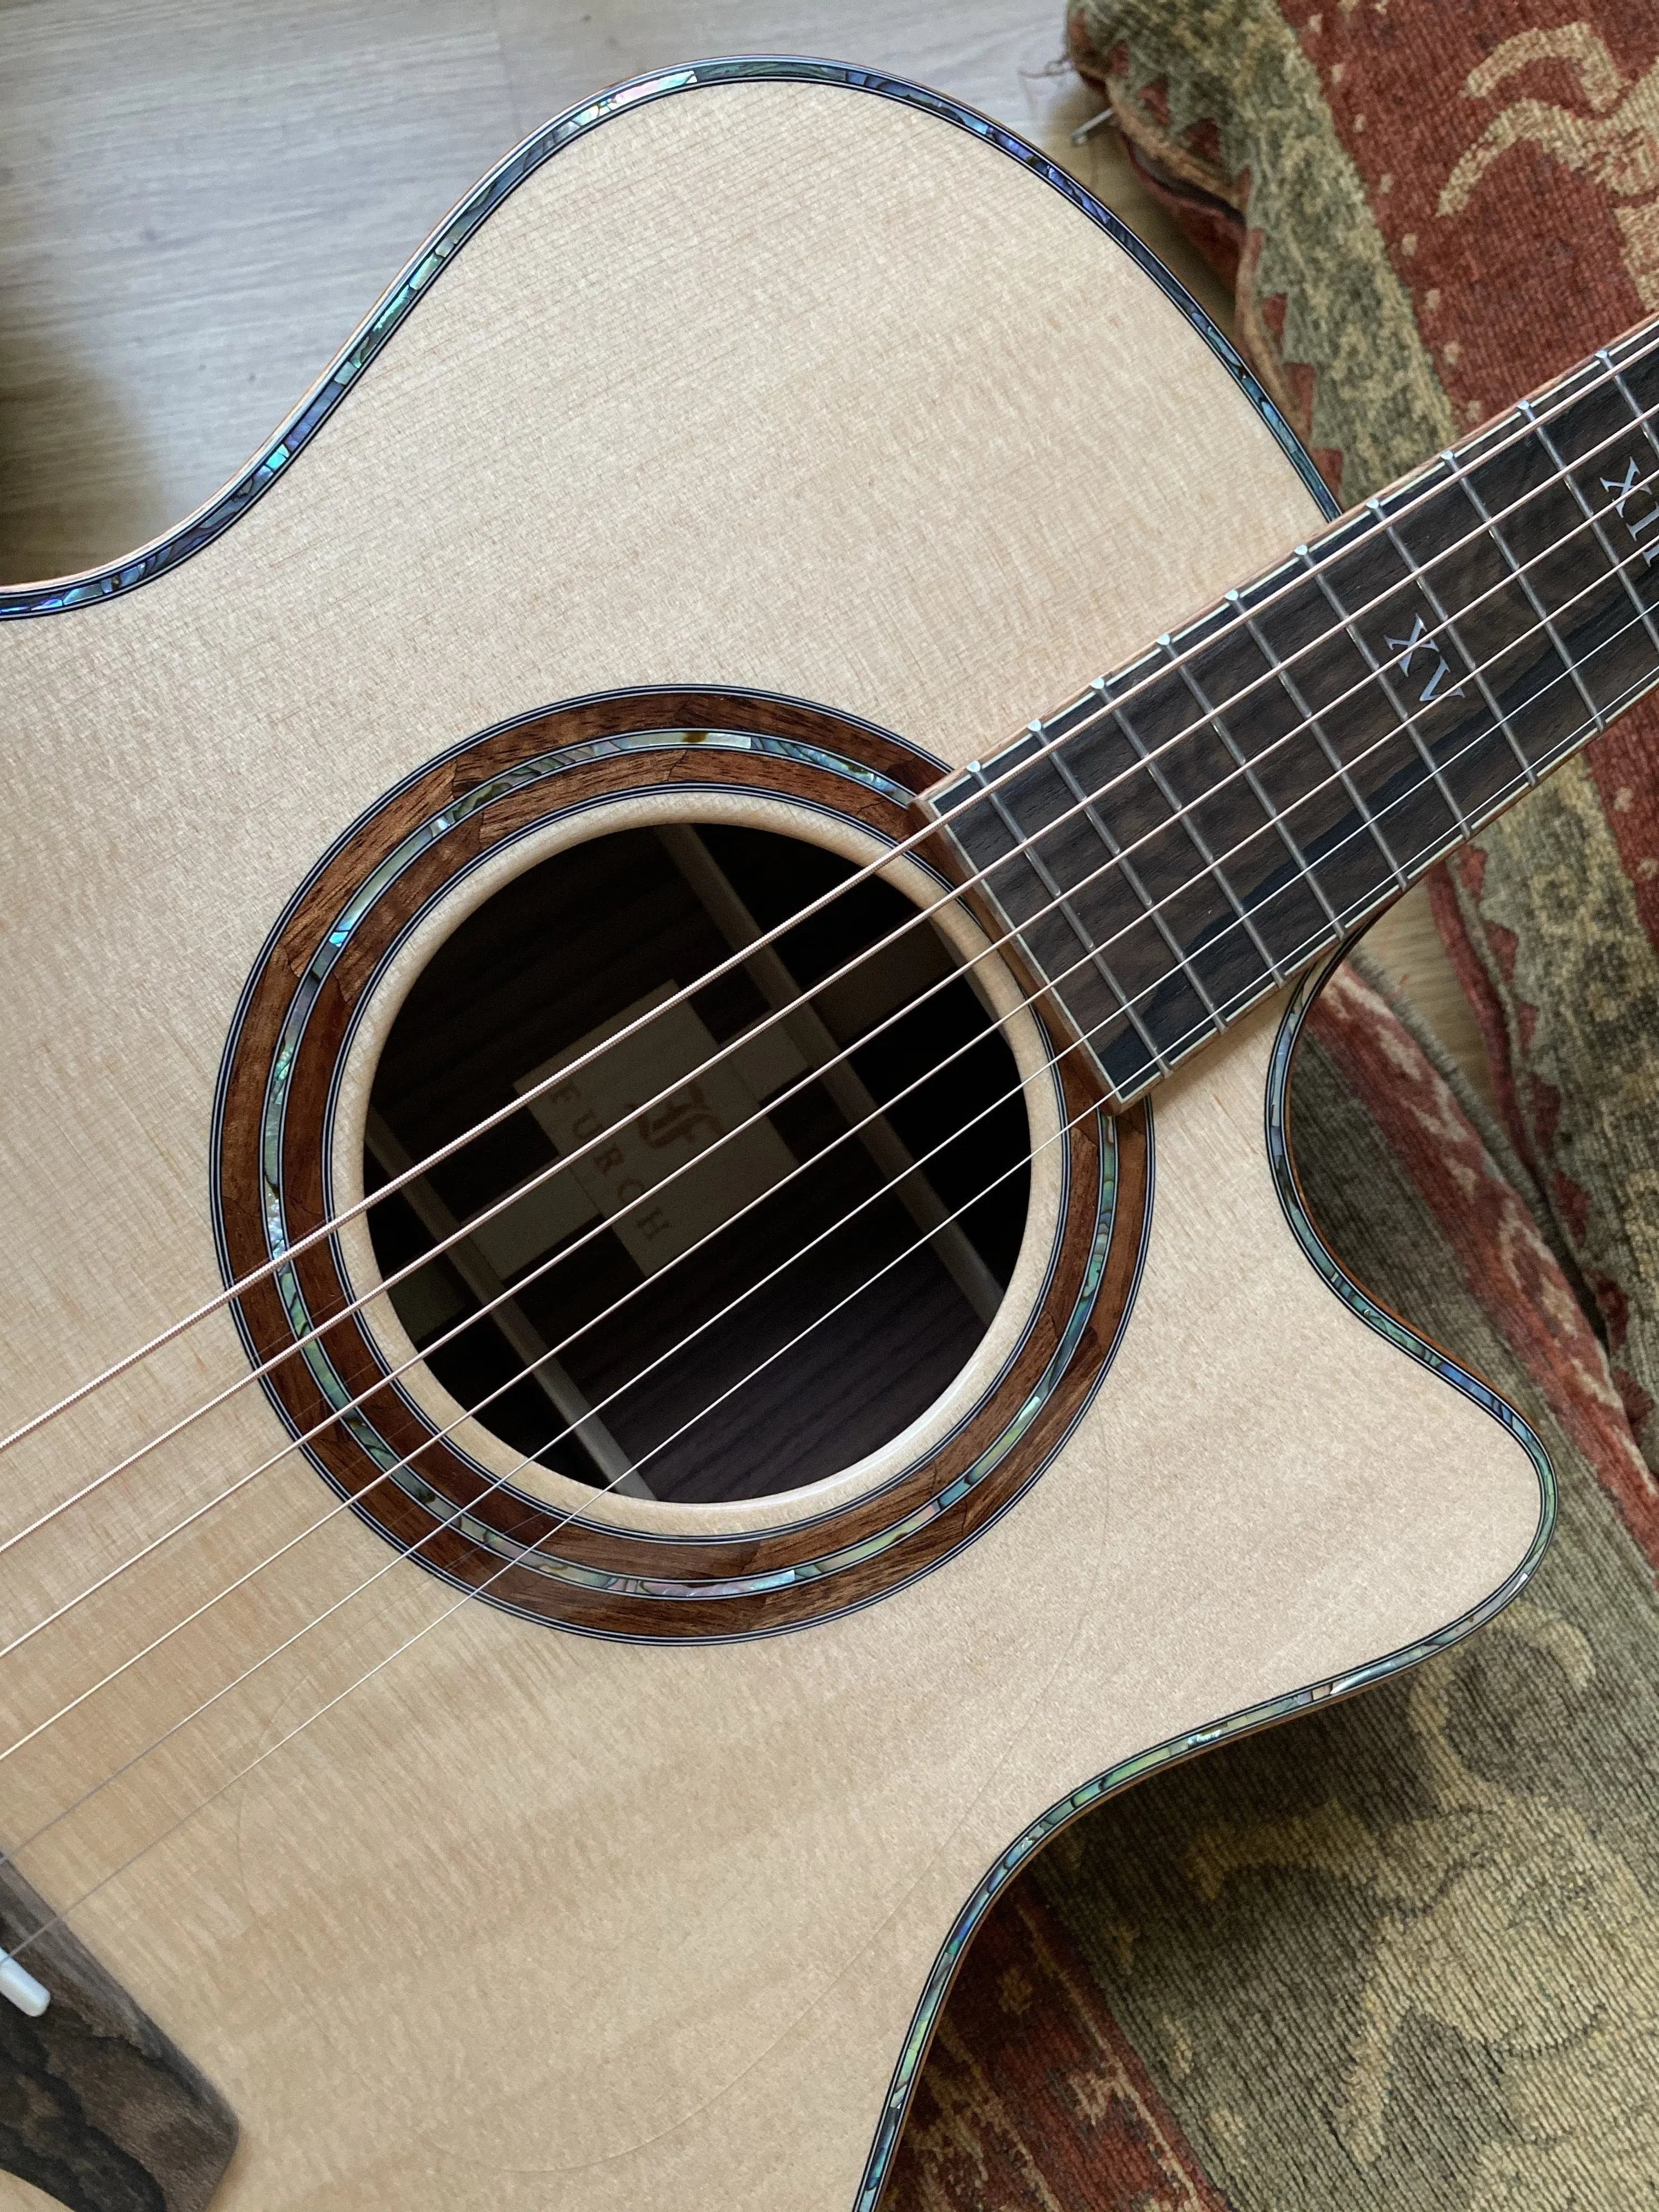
[[1439, 25, 1659, 310], [635, 1084, 723, 1153]]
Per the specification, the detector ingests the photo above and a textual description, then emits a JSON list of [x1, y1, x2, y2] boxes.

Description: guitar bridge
[[0, 1854, 238, 2212]]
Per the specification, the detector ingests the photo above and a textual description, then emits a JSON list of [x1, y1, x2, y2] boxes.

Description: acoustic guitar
[[0, 56, 1649, 2212]]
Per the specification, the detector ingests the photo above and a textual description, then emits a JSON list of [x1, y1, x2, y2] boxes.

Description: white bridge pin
[[0, 1951, 50, 2017]]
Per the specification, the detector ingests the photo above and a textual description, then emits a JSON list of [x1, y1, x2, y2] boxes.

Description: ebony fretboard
[[923, 319, 1659, 1106]]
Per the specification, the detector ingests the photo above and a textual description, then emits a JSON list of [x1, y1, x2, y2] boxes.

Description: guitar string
[[0, 659, 1594, 1956], [1, 597, 1638, 1877], [3, 371, 1659, 1858], [7, 373, 1657, 1632], [3, 593, 1582, 1748], [0, 993, 1070, 1760], [3, 325, 1655, 1469], [1, 1053, 1125, 1966], [0, 338, 1649, 1476], [4, 428, 1657, 1658], [5, 428, 1654, 1671]]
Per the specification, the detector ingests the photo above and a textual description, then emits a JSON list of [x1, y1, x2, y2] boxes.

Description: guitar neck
[[922, 315, 1659, 1108]]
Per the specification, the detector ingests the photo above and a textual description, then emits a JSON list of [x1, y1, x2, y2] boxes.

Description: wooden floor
[[0, 0, 1488, 1098]]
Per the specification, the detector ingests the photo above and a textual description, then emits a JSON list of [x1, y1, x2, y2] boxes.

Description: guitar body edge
[[0, 62, 1549, 2212], [853, 946, 1553, 2209]]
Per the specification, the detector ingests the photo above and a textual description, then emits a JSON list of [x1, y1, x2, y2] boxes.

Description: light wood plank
[[0, 0, 517, 579], [1365, 881, 1499, 1118], [0, 2, 1233, 579]]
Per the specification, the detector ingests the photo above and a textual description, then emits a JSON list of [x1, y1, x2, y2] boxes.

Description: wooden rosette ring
[[213, 687, 1151, 1640]]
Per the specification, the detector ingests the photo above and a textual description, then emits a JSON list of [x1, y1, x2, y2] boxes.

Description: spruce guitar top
[[0, 55, 1647, 2211]]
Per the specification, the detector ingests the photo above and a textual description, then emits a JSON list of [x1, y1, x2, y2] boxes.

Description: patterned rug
[[885, 6, 1659, 2205]]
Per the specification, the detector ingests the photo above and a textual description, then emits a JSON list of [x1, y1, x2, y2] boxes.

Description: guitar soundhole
[[364, 822, 1030, 1505]]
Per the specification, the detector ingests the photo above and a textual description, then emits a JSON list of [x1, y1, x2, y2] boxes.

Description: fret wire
[[1456, 466, 1607, 737], [58, 464, 1659, 1622], [1031, 336, 1659, 871], [1107, 725, 1545, 1103], [1524, 393, 1659, 664], [1158, 638, 1345, 935], [1606, 354, 1659, 487], [15, 337, 1659, 1652], [942, 453, 1654, 1084], [1043, 556, 1659, 1099], [955, 451, 1659, 1115], [1377, 503, 1537, 793], [1102, 718, 1543, 1101], [977, 766, 1171, 1075], [1096, 680, 1286, 984], [100, 597, 1634, 1738], [1143, 554, 1659, 1022], [988, 449, 1659, 1086], [1296, 542, 1475, 841], [1226, 588, 1409, 892], [1043, 736, 1224, 1023], [1003, 508, 1659, 1105], [0, 628, 1616, 1995], [973, 358, 1659, 946], [1108, 616, 1659, 1098]]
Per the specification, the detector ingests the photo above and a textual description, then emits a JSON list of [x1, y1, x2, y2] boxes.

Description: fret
[[1416, 443, 1590, 793], [1101, 693, 1280, 985], [977, 760, 1114, 994], [1456, 457, 1605, 737], [1516, 340, 1659, 730], [1521, 393, 1659, 672], [1034, 682, 1245, 1068], [1295, 539, 1479, 844], [1276, 487, 1525, 869], [1434, 352, 1659, 757], [1601, 349, 1659, 571], [923, 628, 1318, 1095], [921, 318, 1659, 1106], [1092, 650, 1286, 1009], [1169, 592, 1381, 952], [926, 734, 1181, 1101], [1374, 507, 1538, 802], [1380, 427, 1601, 809], [955, 743, 1177, 1088], [1226, 585, 1412, 911], [1044, 730, 1227, 1024], [1581, 345, 1659, 705], [1159, 639, 1344, 944], [976, 756, 1173, 1081]]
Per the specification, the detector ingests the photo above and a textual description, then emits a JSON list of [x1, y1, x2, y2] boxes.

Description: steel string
[[4, 445, 1658, 1677], [7, 361, 1658, 1584], [1, 588, 1639, 1890], [0, 650, 1600, 1970], [3, 325, 1656, 1472]]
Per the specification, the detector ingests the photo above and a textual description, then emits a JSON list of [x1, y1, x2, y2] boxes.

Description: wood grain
[[0, 2, 1184, 583], [0, 0, 1482, 1096]]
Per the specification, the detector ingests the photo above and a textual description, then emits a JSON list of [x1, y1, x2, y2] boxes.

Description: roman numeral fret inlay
[[920, 319, 1659, 1107], [1602, 453, 1659, 562]]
